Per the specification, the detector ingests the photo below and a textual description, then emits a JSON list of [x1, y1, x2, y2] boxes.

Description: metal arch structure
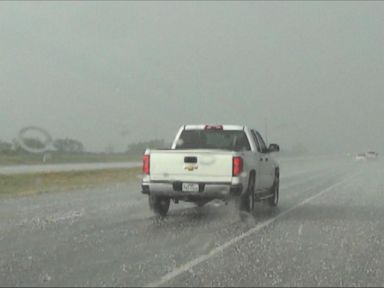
[[17, 126, 53, 154]]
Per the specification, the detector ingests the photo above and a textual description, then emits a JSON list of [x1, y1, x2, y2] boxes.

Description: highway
[[0, 162, 141, 175], [0, 157, 383, 286]]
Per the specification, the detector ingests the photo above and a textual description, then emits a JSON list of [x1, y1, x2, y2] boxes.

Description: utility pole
[[265, 118, 268, 145]]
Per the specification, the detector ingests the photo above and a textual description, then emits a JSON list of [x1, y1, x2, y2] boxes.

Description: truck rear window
[[175, 130, 251, 151]]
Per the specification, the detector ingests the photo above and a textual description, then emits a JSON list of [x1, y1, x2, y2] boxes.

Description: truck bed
[[149, 149, 236, 183]]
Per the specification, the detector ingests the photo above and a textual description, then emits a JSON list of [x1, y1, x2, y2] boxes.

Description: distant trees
[[0, 140, 12, 153], [53, 138, 84, 153], [104, 144, 115, 154], [11, 137, 45, 153], [126, 139, 169, 155], [0, 137, 85, 154], [0, 138, 50, 154]]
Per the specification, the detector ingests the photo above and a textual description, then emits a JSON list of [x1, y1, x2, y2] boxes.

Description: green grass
[[0, 167, 141, 199], [0, 152, 141, 165]]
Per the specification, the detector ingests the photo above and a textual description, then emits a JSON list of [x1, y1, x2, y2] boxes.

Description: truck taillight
[[232, 156, 243, 176], [143, 155, 150, 175]]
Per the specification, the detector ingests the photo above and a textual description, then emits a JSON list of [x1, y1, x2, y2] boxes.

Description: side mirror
[[268, 143, 280, 153]]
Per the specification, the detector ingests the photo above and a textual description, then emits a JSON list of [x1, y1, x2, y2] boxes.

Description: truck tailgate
[[150, 150, 234, 182]]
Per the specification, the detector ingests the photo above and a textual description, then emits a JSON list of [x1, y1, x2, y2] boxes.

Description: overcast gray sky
[[1, 2, 383, 153]]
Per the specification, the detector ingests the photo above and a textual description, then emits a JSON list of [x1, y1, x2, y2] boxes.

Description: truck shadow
[[148, 200, 282, 231], [149, 203, 232, 228]]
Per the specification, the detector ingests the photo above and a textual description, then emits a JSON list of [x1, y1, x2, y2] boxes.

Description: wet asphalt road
[[0, 157, 383, 287]]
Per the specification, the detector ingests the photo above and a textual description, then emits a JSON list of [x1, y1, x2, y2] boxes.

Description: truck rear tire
[[239, 173, 255, 213], [149, 195, 170, 217], [267, 177, 279, 207]]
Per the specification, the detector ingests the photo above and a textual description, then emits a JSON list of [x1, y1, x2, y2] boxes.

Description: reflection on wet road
[[0, 157, 383, 286]]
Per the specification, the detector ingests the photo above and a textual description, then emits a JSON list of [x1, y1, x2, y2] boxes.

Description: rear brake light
[[204, 125, 223, 130], [232, 156, 243, 176], [143, 155, 150, 175]]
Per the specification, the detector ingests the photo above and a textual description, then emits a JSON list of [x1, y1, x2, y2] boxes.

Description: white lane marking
[[145, 174, 356, 287]]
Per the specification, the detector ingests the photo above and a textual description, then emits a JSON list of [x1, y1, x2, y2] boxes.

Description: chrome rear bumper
[[141, 181, 243, 199]]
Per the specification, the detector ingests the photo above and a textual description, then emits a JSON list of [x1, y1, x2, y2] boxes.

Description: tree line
[[0, 138, 84, 154], [1, 137, 308, 156], [0, 137, 169, 155], [126, 139, 170, 155]]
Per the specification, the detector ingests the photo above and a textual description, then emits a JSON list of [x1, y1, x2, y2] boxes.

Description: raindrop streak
[[298, 224, 303, 236]]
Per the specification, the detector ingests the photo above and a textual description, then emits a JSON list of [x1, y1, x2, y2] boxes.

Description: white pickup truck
[[141, 124, 280, 216]]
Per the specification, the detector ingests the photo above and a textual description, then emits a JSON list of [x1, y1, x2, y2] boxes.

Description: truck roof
[[184, 124, 245, 131]]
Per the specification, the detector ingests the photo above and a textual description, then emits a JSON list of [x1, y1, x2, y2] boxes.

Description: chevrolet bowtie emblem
[[184, 164, 198, 171]]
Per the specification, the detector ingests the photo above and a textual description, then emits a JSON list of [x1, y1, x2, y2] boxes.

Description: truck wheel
[[240, 173, 255, 213], [267, 177, 279, 207], [149, 195, 170, 217]]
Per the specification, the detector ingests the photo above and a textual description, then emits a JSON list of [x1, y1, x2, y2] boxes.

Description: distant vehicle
[[366, 151, 379, 160], [141, 124, 280, 217], [355, 153, 367, 161]]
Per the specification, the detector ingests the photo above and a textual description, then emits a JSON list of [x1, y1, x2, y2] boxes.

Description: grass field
[[0, 152, 141, 165], [0, 167, 141, 199]]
